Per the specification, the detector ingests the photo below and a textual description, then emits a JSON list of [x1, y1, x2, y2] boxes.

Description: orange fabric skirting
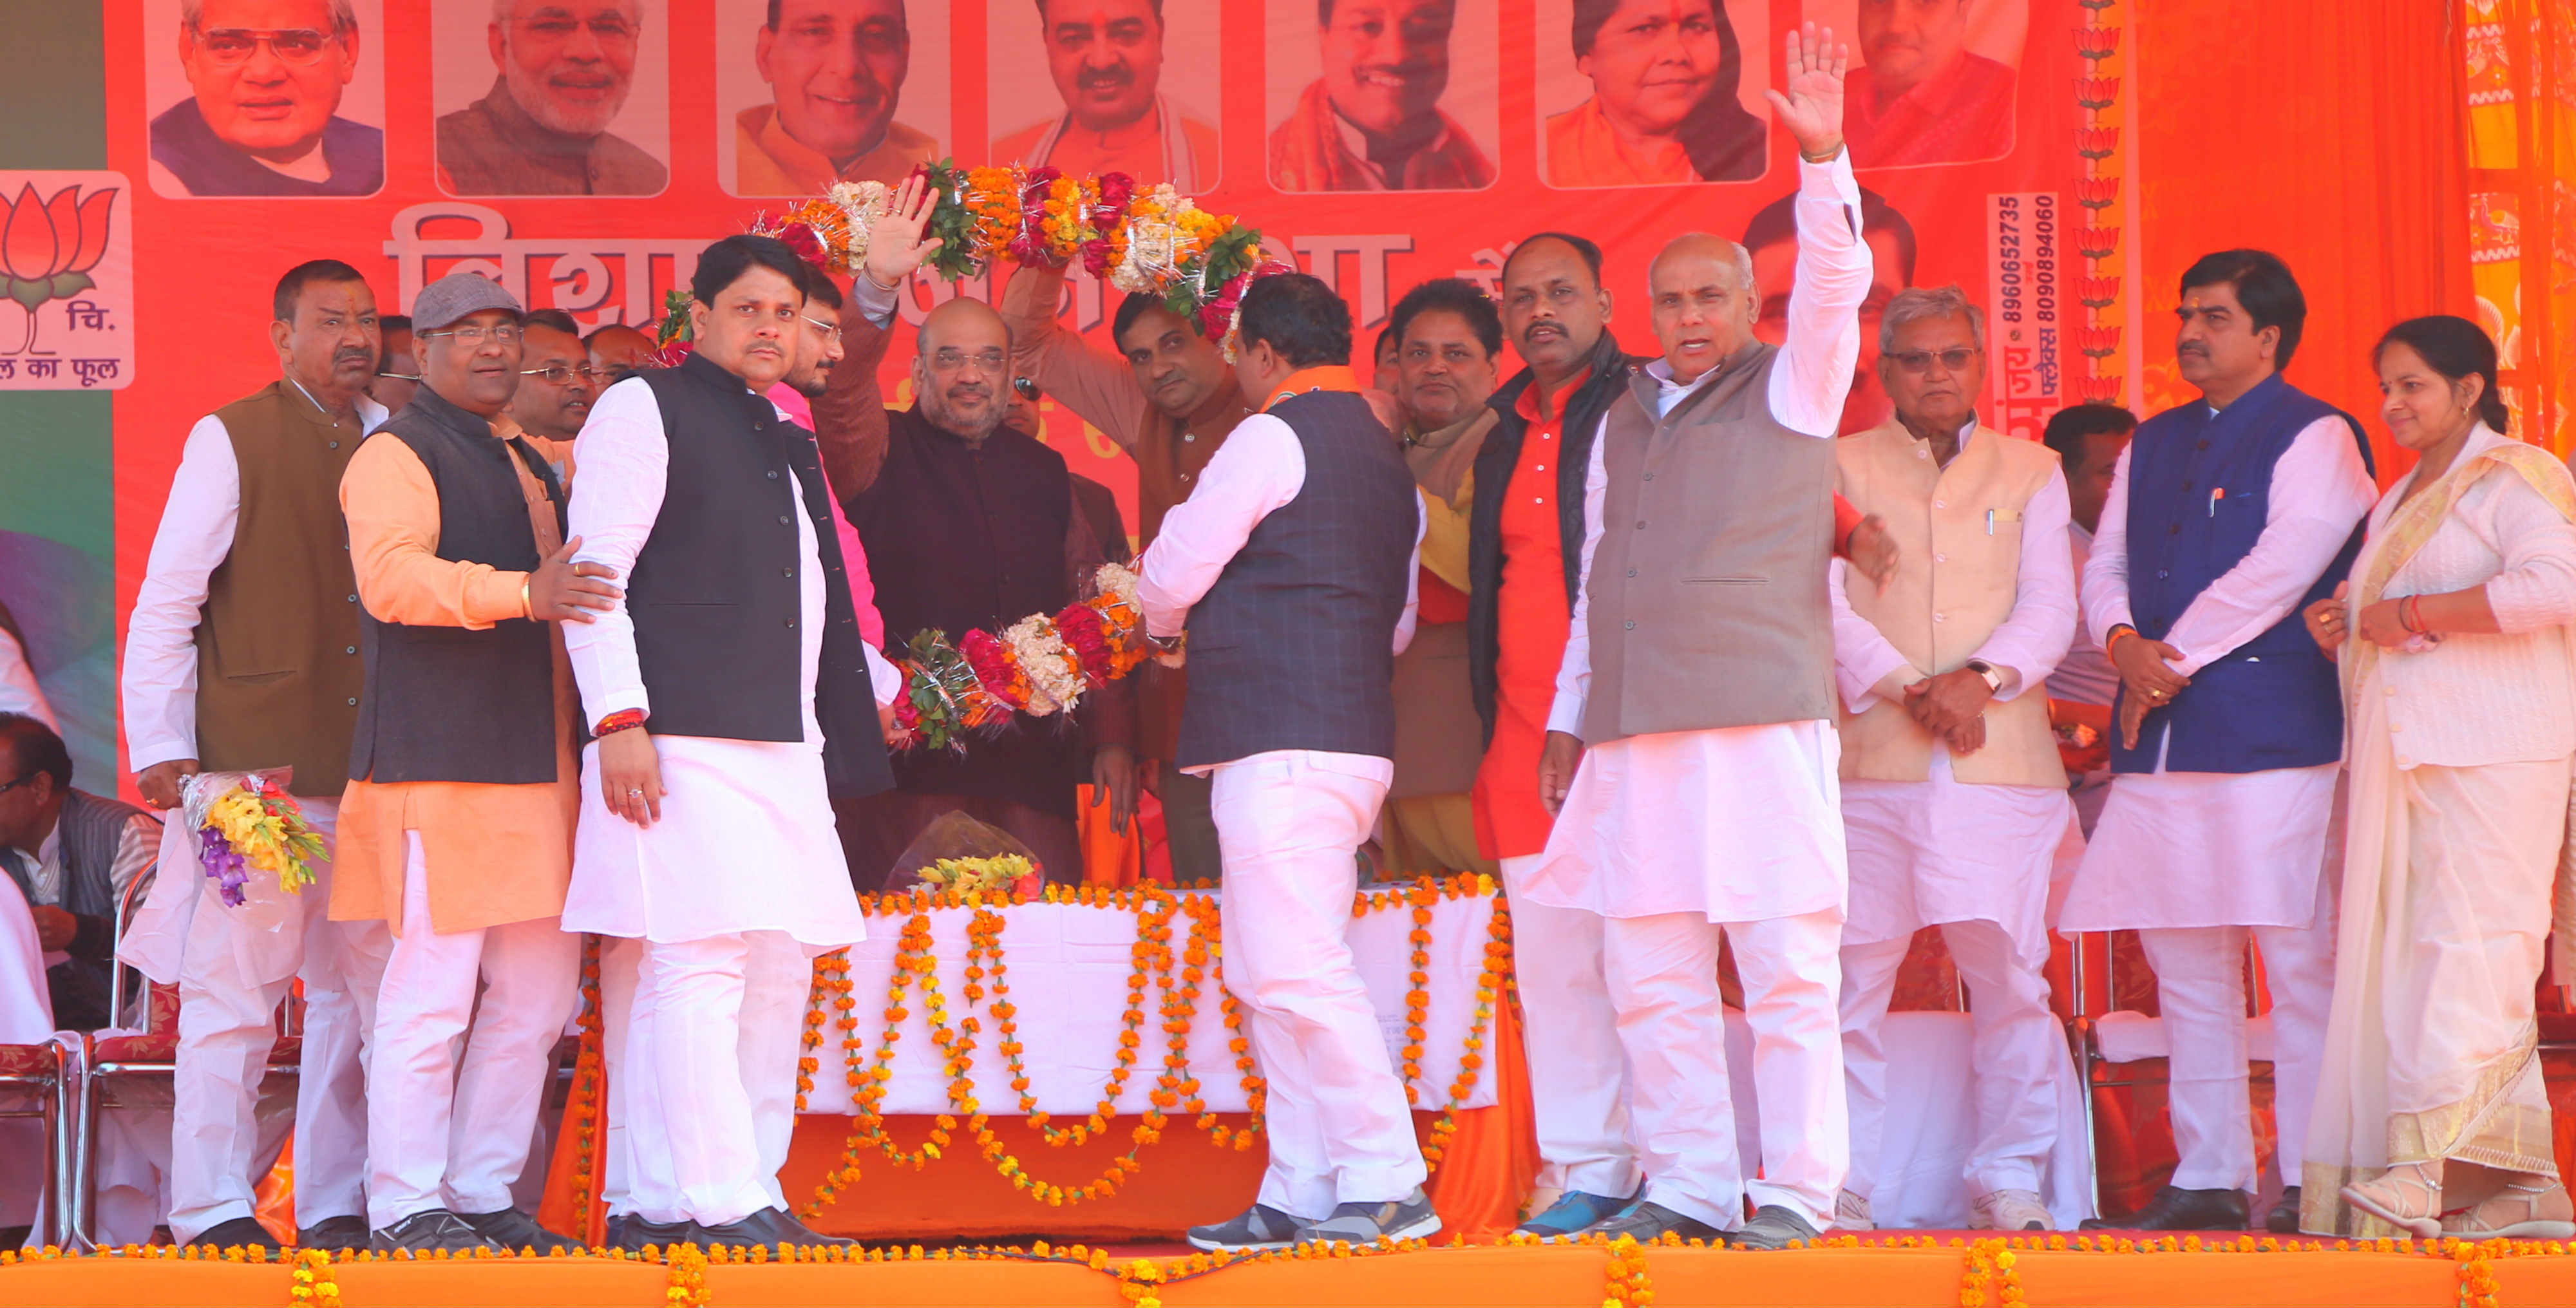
[[12, 1242, 2576, 1307]]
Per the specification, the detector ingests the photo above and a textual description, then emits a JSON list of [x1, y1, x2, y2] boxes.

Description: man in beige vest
[[118, 259, 396, 1250], [1523, 22, 1868, 1249], [1829, 287, 2080, 1234]]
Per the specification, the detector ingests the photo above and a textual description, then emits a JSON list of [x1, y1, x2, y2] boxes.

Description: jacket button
[[1635, 520, 1646, 529], [1624, 620, 1636, 630], [346, 697, 357, 706], [782, 567, 793, 578], [778, 515, 791, 525], [328, 441, 339, 450], [2181, 480, 2193, 492], [1626, 568, 1637, 578], [767, 470, 779, 480], [345, 645, 357, 655], [2157, 569, 2170, 580], [2197, 439, 2211, 451], [753, 421, 766, 430], [1642, 472, 1653, 481], [346, 594, 357, 603], [2168, 523, 2181, 535], [785, 618, 797, 629]]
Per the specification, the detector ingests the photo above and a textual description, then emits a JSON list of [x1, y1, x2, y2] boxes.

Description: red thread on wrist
[[593, 708, 649, 737]]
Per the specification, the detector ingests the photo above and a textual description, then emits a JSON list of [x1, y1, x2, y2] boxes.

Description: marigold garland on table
[[288, 1249, 341, 1307], [184, 771, 325, 907], [1602, 1233, 1651, 1308]]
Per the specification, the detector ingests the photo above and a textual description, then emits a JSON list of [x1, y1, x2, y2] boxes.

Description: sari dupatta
[[2302, 440, 2576, 1236]]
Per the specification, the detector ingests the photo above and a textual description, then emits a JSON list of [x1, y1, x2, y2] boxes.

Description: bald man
[[585, 325, 659, 382], [808, 177, 1136, 889], [1524, 24, 1871, 1248]]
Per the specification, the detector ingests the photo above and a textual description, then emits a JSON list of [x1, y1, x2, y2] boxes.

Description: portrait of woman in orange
[[1542, 0, 1764, 187]]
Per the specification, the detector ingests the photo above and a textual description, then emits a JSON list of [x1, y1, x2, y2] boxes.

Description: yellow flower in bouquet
[[920, 855, 1042, 899], [963, 166, 1024, 265]]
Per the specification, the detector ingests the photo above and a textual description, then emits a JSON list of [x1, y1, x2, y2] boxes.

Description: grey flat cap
[[412, 272, 524, 334]]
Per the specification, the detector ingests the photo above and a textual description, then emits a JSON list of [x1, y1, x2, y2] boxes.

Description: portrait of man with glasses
[[437, 0, 668, 196], [149, 0, 384, 197]]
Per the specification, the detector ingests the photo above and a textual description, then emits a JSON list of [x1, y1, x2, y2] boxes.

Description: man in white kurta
[[1138, 274, 1431, 1252], [117, 261, 396, 1250], [1523, 28, 1869, 1248], [2060, 251, 2377, 1232], [1828, 287, 2079, 1234], [563, 235, 897, 1249]]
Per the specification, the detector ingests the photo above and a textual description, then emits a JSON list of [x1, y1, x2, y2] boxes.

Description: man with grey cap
[[333, 272, 621, 1252]]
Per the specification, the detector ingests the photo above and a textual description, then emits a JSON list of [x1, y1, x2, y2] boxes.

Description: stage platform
[[6, 1235, 2572, 1307]]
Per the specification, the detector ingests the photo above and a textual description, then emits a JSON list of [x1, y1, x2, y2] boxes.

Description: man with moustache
[[1846, 0, 2015, 167], [1526, 24, 1869, 1247], [2060, 251, 2375, 1233], [813, 178, 1137, 887], [1380, 279, 1503, 878], [2040, 402, 2136, 830], [374, 314, 421, 415], [1271, 0, 1496, 191], [737, 0, 940, 195], [150, 0, 384, 197], [333, 273, 616, 1253], [998, 230, 1252, 886], [993, 0, 1218, 190], [439, 0, 667, 197], [503, 308, 598, 473], [118, 259, 395, 1251], [1829, 286, 2079, 1235], [1544, 0, 1763, 187], [1745, 185, 1916, 435], [565, 234, 889, 1249]]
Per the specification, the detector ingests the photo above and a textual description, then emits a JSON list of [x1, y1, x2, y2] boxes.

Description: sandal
[[2442, 1178, 2576, 1240], [2340, 1162, 2444, 1238]]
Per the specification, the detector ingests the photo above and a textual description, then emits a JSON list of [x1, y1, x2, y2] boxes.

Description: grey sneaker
[[370, 1208, 507, 1254], [1732, 1203, 1823, 1250], [1187, 1202, 1312, 1252], [1586, 1199, 1726, 1244], [457, 1206, 579, 1253], [1293, 1188, 1443, 1246]]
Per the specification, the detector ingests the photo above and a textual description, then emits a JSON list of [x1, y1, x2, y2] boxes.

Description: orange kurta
[[1268, 79, 1495, 192], [991, 99, 1220, 191], [734, 103, 939, 196], [1543, 97, 1696, 187], [330, 424, 580, 936], [1469, 381, 1578, 860]]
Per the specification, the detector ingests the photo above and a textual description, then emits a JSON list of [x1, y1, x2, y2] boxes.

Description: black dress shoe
[[2263, 1186, 2303, 1234], [692, 1206, 857, 1250], [189, 1216, 283, 1251], [609, 1215, 696, 1253], [296, 1214, 370, 1251], [2079, 1185, 2249, 1231], [459, 1206, 580, 1253]]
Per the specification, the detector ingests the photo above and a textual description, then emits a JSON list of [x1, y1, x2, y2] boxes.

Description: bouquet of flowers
[[916, 854, 1044, 899], [884, 564, 1159, 754], [181, 769, 325, 907]]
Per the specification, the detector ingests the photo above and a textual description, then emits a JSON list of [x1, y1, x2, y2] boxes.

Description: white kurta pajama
[[1828, 439, 2085, 1221], [2301, 426, 2576, 1235], [117, 386, 395, 1242], [564, 377, 885, 1230], [1138, 384, 1428, 1219], [1522, 151, 1870, 1233], [2059, 413, 2377, 1196]]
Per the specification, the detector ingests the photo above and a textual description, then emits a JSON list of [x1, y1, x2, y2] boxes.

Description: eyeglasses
[[191, 27, 338, 65], [522, 364, 606, 384], [1012, 377, 1042, 401], [802, 316, 842, 341], [513, 14, 641, 47], [1888, 347, 1982, 375], [931, 348, 1007, 374], [421, 324, 524, 345], [375, 370, 421, 382], [0, 773, 35, 797]]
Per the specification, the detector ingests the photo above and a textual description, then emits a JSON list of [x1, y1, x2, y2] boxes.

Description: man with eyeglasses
[[332, 272, 614, 1253], [1827, 285, 2082, 1235], [439, 0, 667, 197], [149, 0, 384, 197], [736, 0, 939, 195], [373, 314, 421, 416], [505, 308, 600, 475], [119, 258, 395, 1252], [813, 176, 1137, 889]]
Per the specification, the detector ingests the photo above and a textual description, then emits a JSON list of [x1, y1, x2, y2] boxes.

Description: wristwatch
[[1964, 659, 2003, 693]]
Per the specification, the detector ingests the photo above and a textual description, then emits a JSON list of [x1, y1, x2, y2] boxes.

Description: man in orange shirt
[[991, 0, 1219, 190], [334, 273, 621, 1253], [1271, 0, 1495, 191]]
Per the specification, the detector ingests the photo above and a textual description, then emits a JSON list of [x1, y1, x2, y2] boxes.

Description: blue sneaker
[[1515, 1189, 1637, 1242]]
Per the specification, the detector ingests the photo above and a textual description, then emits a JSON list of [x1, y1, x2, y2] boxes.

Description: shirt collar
[[1262, 365, 1362, 412], [285, 376, 388, 433]]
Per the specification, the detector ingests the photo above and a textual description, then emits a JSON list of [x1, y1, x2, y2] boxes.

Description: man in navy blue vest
[[1137, 272, 1435, 1251], [2060, 250, 2377, 1233]]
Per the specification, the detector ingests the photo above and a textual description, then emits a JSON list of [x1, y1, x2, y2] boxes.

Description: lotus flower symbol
[[1, 182, 117, 355]]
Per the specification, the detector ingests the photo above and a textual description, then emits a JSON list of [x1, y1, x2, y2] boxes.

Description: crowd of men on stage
[[8, 23, 2566, 1257]]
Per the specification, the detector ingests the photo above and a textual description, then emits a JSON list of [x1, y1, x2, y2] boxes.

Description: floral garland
[[888, 564, 1151, 753], [1602, 1234, 1651, 1308], [664, 1241, 710, 1307], [288, 1249, 341, 1307], [1377, 878, 1508, 1167], [183, 771, 323, 907], [558, 934, 607, 1246]]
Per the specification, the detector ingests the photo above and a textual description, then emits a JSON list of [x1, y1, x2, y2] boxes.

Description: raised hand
[[862, 173, 947, 292], [1765, 21, 1849, 160]]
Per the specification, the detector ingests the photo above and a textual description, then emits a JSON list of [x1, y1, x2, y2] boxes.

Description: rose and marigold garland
[[889, 563, 1152, 754]]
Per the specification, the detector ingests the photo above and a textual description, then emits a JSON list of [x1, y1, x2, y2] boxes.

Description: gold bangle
[[1800, 140, 1845, 164], [520, 578, 533, 621]]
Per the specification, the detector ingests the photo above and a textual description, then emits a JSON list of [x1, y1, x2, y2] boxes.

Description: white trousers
[[1212, 752, 1426, 1218], [1841, 918, 2060, 1200], [1604, 907, 1845, 1231], [599, 934, 639, 1217], [366, 833, 581, 1227], [2137, 871, 2338, 1191], [623, 931, 808, 1227], [168, 801, 390, 1243], [1496, 853, 1636, 1199]]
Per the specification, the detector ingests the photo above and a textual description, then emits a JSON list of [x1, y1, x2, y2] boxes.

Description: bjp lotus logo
[[1, 182, 116, 355]]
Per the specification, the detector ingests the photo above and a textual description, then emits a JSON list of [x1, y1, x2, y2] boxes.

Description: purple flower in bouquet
[[199, 824, 249, 907]]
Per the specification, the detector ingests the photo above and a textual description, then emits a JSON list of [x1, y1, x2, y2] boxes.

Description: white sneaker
[[1972, 1188, 2053, 1232], [1833, 1189, 1875, 1231]]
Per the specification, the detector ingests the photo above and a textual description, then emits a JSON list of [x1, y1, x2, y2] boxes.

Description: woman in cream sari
[[2298, 315, 2576, 1238]]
